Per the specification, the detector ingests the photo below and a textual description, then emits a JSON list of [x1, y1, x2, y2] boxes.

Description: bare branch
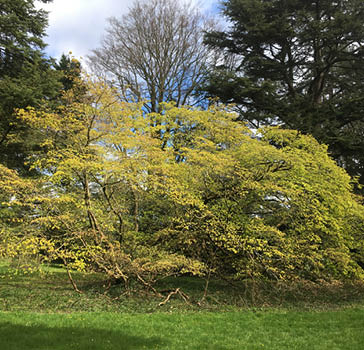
[[87, 0, 213, 112]]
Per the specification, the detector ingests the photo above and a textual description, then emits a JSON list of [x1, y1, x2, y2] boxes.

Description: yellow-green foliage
[[0, 164, 55, 270], [4, 77, 364, 284], [15, 77, 205, 285], [159, 114, 364, 281]]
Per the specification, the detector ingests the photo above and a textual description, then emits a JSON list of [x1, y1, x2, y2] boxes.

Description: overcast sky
[[35, 0, 219, 62]]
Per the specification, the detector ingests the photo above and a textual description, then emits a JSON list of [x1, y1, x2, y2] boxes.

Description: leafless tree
[[88, 0, 213, 113]]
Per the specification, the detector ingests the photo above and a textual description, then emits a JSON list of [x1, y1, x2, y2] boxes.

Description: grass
[[1, 260, 364, 349], [1, 309, 364, 349]]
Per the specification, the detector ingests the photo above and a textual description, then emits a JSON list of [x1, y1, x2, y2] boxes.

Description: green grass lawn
[[1, 309, 364, 349], [1, 260, 364, 349]]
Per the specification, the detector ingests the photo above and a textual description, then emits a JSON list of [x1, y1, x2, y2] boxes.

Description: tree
[[11, 76, 364, 287], [0, 0, 61, 173], [156, 107, 364, 282], [203, 0, 364, 186], [15, 77, 204, 290], [88, 0, 212, 113], [0, 163, 54, 271], [54, 53, 82, 91]]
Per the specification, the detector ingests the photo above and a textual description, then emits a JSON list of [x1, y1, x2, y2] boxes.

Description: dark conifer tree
[[55, 53, 82, 91], [0, 0, 61, 174], [204, 0, 364, 186]]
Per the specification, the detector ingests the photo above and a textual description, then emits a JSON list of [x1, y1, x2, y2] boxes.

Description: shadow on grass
[[0, 321, 165, 350]]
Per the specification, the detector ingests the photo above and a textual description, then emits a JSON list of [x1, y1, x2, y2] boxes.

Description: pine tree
[[0, 0, 61, 174], [54, 53, 82, 91]]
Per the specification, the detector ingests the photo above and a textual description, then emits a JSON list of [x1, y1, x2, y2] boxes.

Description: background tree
[[54, 53, 82, 92], [88, 0, 213, 113], [203, 0, 364, 187], [0, 0, 61, 174]]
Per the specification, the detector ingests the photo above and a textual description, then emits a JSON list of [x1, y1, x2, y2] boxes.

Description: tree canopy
[[88, 0, 213, 113], [1, 77, 363, 287], [1, 0, 364, 293], [0, 0, 61, 173], [203, 0, 364, 187]]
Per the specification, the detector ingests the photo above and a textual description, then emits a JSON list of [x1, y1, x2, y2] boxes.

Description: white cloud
[[36, 0, 218, 62], [36, 0, 133, 60], [193, 0, 220, 14]]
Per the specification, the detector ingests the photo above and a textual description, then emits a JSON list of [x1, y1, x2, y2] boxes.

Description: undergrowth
[[1, 260, 364, 313]]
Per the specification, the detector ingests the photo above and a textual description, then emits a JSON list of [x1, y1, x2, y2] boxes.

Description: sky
[[35, 0, 219, 63]]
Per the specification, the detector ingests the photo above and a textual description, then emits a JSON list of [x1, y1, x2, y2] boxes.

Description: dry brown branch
[[198, 268, 211, 306], [158, 288, 190, 306], [63, 261, 83, 294], [136, 273, 163, 297]]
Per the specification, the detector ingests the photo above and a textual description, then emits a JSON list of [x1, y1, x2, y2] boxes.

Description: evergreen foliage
[[54, 54, 82, 91], [204, 0, 364, 187], [0, 0, 61, 173]]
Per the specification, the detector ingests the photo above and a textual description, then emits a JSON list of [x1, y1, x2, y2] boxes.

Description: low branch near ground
[[62, 259, 83, 294], [158, 288, 190, 306]]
